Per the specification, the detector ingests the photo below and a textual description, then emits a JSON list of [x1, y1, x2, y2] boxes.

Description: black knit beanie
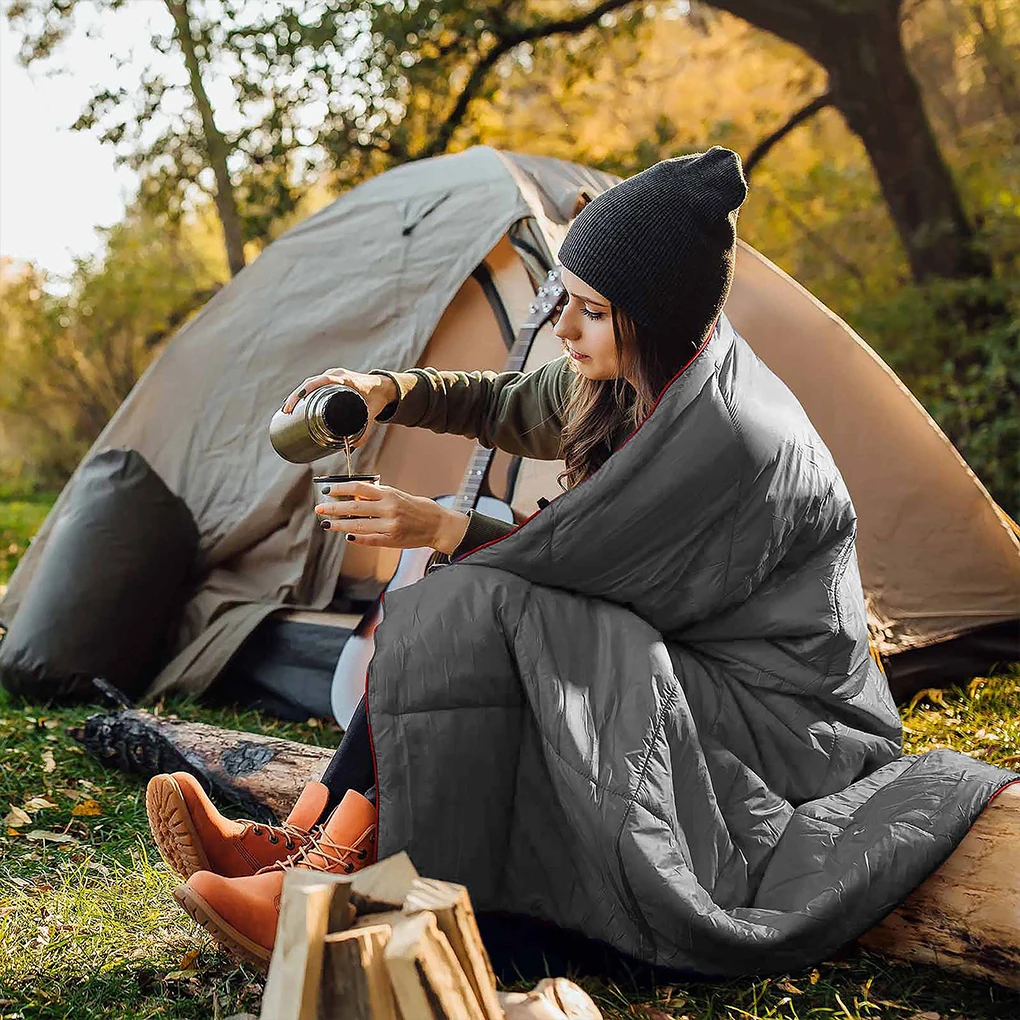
[[558, 146, 748, 344]]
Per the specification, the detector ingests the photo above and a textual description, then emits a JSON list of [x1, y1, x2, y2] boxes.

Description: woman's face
[[554, 267, 633, 384]]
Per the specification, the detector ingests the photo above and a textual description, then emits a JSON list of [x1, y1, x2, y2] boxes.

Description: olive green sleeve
[[451, 509, 517, 558], [369, 355, 573, 461]]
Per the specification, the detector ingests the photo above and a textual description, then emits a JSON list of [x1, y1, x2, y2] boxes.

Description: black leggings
[[318, 696, 376, 817]]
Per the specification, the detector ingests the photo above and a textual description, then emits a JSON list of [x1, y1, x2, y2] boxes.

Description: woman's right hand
[[281, 368, 399, 445]]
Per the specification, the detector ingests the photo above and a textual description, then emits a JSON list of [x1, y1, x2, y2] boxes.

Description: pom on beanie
[[558, 146, 748, 344]]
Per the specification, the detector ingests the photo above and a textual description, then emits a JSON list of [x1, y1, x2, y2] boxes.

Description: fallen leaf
[[164, 968, 198, 981], [26, 830, 77, 844], [23, 797, 58, 812], [7, 828, 21, 837], [778, 981, 803, 995], [58, 788, 83, 801], [71, 799, 102, 817], [4, 806, 32, 827], [178, 948, 200, 970], [41, 751, 56, 773], [809, 968, 820, 985]]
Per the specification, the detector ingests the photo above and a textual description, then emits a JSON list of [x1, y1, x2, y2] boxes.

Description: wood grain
[[859, 781, 1020, 989]]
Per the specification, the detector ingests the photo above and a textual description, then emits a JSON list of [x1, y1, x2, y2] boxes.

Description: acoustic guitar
[[329, 266, 567, 727]]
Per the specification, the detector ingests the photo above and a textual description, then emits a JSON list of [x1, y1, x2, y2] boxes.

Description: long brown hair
[[556, 308, 703, 491]]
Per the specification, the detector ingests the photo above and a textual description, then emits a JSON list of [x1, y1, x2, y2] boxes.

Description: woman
[[146, 146, 759, 966]]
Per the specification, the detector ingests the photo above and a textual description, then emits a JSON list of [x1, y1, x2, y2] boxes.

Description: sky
[[0, 2, 163, 279]]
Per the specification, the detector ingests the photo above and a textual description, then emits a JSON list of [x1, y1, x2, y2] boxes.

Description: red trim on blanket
[[451, 316, 720, 563], [987, 777, 1020, 805], [367, 594, 383, 864]]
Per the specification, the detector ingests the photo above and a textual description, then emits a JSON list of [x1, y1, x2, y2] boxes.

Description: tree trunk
[[707, 1, 991, 282], [166, 0, 247, 277], [70, 708, 334, 823]]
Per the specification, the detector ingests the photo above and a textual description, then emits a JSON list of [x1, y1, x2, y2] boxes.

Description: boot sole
[[146, 774, 212, 880], [173, 884, 272, 972]]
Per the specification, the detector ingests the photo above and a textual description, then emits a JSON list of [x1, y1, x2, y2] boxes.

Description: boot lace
[[247, 820, 308, 852], [269, 824, 372, 875]]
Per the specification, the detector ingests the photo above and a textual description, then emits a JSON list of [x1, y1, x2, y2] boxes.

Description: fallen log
[[69, 708, 334, 823], [72, 710, 1020, 990], [858, 780, 1020, 989]]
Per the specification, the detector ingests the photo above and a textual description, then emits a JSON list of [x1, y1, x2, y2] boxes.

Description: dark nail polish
[[321, 486, 331, 494], [346, 534, 356, 541], [320, 520, 331, 531]]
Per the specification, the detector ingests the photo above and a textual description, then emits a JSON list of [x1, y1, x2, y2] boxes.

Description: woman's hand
[[282, 368, 398, 449], [316, 480, 470, 553]]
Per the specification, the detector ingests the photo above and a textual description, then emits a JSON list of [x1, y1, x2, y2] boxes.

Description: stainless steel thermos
[[268, 384, 370, 463]]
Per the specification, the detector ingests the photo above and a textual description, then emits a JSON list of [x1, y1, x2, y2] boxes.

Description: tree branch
[[417, 0, 640, 160], [744, 91, 833, 178]]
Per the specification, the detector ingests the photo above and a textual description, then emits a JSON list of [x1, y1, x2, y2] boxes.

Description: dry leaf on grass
[[4, 806, 32, 827], [26, 830, 76, 844], [23, 797, 58, 812], [777, 981, 803, 995], [809, 968, 820, 985], [71, 799, 102, 817], [41, 750, 56, 773], [178, 948, 200, 970]]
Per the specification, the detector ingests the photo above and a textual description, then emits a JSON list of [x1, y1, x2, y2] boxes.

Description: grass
[[1, 500, 1019, 1018], [0, 494, 54, 595]]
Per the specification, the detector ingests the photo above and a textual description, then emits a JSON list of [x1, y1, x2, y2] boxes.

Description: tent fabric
[[0, 147, 544, 700], [368, 314, 1019, 975], [1, 145, 1016, 707], [723, 244, 1020, 660]]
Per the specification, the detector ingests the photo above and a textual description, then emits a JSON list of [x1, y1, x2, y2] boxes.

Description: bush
[[851, 273, 1020, 521]]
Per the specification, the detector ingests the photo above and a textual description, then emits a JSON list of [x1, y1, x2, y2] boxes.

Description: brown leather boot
[[146, 771, 328, 880], [172, 789, 376, 969]]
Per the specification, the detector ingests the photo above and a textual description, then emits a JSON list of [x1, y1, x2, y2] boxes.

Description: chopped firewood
[[349, 850, 419, 914], [859, 780, 1020, 990], [283, 869, 357, 933], [404, 878, 503, 1020], [260, 873, 336, 1020], [320, 924, 399, 1020], [352, 909, 406, 931], [503, 978, 603, 1019], [384, 911, 487, 1020]]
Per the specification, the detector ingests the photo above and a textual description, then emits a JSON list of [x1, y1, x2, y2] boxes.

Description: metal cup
[[313, 473, 381, 533]]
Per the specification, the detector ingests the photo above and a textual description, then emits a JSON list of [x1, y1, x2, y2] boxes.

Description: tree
[[0, 211, 222, 483], [705, 0, 991, 282], [5, 0, 305, 276]]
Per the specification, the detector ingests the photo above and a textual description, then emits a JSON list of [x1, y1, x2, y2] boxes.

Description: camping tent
[[1, 145, 1017, 712]]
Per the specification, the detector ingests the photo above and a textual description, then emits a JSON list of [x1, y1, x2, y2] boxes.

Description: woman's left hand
[[315, 480, 462, 551]]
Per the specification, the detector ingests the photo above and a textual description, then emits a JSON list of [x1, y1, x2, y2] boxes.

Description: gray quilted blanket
[[367, 315, 1017, 976]]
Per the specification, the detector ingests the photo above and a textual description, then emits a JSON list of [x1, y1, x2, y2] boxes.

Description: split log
[[498, 979, 603, 1020], [859, 781, 1020, 989], [349, 850, 420, 914], [320, 924, 399, 1020], [384, 911, 486, 1020], [404, 878, 503, 1020], [260, 873, 336, 1020], [283, 869, 358, 935], [69, 708, 334, 823]]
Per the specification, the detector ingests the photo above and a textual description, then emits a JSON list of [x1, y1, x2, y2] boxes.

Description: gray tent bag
[[368, 317, 1018, 976], [0, 449, 199, 703]]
